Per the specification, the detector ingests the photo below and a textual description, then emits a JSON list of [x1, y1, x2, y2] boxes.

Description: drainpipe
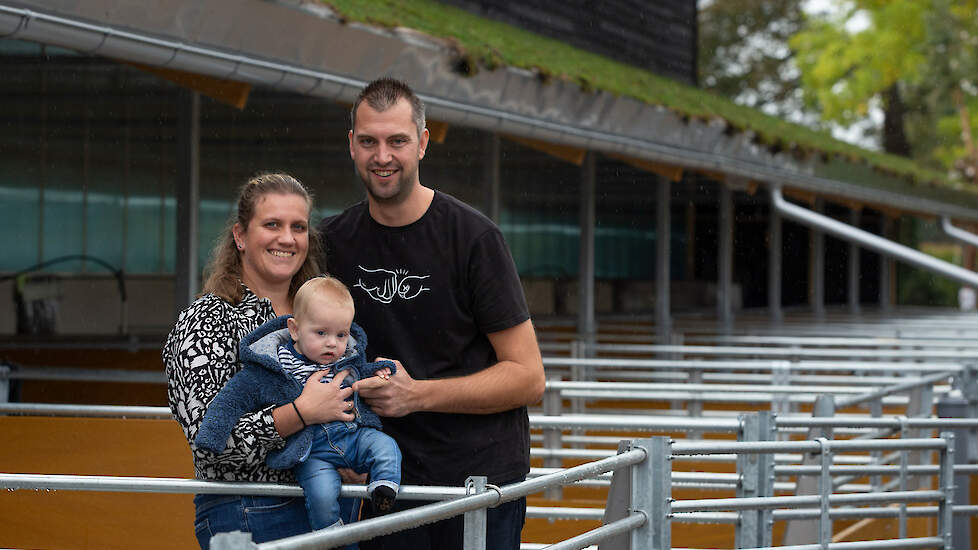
[[940, 216, 978, 249], [770, 187, 978, 288]]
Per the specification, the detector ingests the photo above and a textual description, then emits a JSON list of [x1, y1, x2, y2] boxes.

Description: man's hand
[[353, 358, 421, 417]]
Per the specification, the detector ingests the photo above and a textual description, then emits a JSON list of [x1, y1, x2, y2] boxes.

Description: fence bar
[[672, 490, 945, 512], [0, 473, 466, 500], [772, 505, 978, 520], [0, 403, 172, 418], [0, 366, 166, 383], [836, 371, 953, 409], [672, 438, 947, 456], [540, 512, 645, 550], [256, 490, 501, 550], [744, 536, 944, 550]]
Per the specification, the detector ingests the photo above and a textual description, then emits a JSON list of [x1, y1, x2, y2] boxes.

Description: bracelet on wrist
[[291, 401, 308, 428]]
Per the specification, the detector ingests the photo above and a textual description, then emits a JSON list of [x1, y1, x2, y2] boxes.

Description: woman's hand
[[294, 369, 355, 425]]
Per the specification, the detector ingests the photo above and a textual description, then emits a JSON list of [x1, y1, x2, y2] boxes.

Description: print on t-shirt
[[355, 265, 431, 304]]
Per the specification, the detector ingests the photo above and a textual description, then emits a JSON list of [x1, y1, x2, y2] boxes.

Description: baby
[[195, 276, 401, 530]]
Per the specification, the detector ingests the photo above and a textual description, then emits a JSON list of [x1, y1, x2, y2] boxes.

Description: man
[[318, 77, 546, 549]]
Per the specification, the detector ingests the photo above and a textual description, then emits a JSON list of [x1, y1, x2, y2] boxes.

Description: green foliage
[[790, 0, 978, 179], [322, 0, 955, 188], [698, 0, 808, 120]]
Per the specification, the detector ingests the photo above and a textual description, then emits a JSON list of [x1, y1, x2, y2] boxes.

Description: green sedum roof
[[323, 0, 962, 194]]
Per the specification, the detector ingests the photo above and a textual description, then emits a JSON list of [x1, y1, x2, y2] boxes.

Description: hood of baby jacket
[[238, 315, 371, 381]]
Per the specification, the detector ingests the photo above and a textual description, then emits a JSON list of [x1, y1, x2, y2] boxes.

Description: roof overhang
[[3, 0, 978, 221]]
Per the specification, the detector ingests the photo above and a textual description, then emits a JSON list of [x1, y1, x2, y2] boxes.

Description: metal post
[[938, 432, 955, 550], [463, 476, 488, 550], [0, 364, 9, 404], [768, 202, 783, 322], [879, 214, 893, 312], [543, 376, 563, 500], [848, 209, 861, 314], [633, 437, 671, 550], [817, 438, 833, 549], [484, 133, 501, 223], [783, 394, 835, 545], [656, 179, 672, 344], [772, 362, 791, 423], [736, 412, 775, 548], [602, 440, 635, 550], [578, 152, 596, 350], [870, 397, 883, 491], [938, 396, 971, 546], [174, 90, 200, 313], [899, 445, 909, 538], [906, 385, 932, 491], [811, 198, 825, 318], [718, 183, 734, 328]]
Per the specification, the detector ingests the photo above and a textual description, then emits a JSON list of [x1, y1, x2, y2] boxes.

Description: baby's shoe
[[371, 485, 397, 515]]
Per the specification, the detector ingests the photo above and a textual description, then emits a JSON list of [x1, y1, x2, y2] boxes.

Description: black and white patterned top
[[163, 287, 293, 482]]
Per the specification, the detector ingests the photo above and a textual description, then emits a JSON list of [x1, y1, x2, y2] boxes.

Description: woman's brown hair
[[201, 173, 322, 305]]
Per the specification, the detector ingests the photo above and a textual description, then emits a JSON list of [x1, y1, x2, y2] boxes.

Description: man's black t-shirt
[[318, 191, 531, 486]]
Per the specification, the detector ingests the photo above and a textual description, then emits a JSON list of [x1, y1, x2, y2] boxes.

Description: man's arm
[[353, 319, 545, 417]]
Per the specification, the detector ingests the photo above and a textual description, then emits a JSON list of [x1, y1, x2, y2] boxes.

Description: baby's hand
[[375, 367, 392, 381]]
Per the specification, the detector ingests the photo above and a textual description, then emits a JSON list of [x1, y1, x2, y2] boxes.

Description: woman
[[164, 173, 355, 548]]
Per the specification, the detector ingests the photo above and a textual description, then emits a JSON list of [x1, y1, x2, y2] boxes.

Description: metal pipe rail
[[0, 473, 466, 500], [0, 365, 166, 383], [7, 403, 976, 433], [542, 357, 965, 374], [683, 334, 978, 350], [673, 490, 946, 513], [548, 380, 878, 395], [251, 449, 648, 550], [836, 371, 954, 409], [583, 344, 978, 360], [671, 438, 948, 456], [739, 538, 943, 550], [940, 216, 978, 249], [0, 402, 172, 418]]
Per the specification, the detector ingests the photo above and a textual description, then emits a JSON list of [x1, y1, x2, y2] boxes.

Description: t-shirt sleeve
[[467, 228, 530, 334]]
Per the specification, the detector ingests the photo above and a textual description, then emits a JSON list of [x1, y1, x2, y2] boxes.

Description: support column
[[768, 200, 783, 322], [175, 90, 201, 313], [484, 133, 501, 223], [811, 198, 825, 318], [578, 152, 596, 349], [656, 179, 672, 343], [880, 214, 893, 311], [717, 183, 733, 328], [848, 209, 861, 314]]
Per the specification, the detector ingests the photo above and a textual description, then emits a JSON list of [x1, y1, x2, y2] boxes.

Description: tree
[[790, 0, 978, 181], [698, 0, 813, 123]]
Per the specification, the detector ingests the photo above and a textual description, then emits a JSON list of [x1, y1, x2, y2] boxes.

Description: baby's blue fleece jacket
[[194, 315, 395, 470]]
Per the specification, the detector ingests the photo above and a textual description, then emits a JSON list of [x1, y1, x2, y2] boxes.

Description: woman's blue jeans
[[295, 423, 401, 530], [193, 493, 361, 550]]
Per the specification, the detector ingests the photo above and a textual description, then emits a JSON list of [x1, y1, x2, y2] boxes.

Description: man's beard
[[356, 163, 417, 206]]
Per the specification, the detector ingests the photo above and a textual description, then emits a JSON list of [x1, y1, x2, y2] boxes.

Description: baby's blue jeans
[[295, 422, 401, 530]]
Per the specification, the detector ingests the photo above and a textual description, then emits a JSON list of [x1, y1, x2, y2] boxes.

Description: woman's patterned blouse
[[163, 288, 294, 482]]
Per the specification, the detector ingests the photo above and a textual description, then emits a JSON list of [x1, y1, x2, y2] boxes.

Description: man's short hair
[[350, 77, 426, 138], [293, 276, 354, 321]]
